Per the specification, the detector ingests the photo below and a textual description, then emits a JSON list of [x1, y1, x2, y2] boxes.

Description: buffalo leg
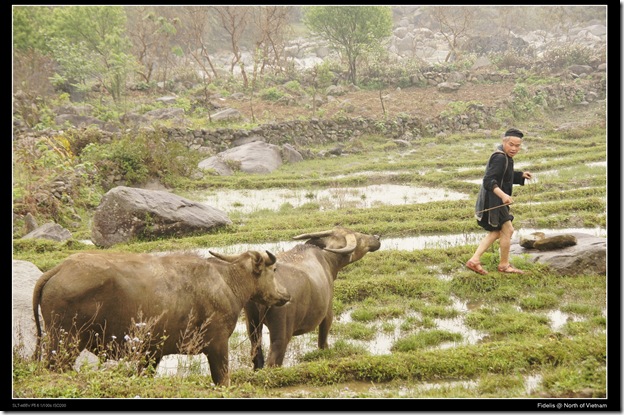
[[318, 313, 333, 349], [266, 333, 291, 367], [244, 304, 265, 370], [205, 342, 230, 386]]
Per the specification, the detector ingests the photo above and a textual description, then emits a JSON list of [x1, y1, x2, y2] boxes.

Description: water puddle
[[154, 302, 596, 383], [547, 310, 586, 331], [433, 297, 486, 349], [190, 184, 468, 214], [336, 311, 403, 355], [334, 170, 418, 179], [192, 227, 605, 257], [525, 374, 543, 395], [260, 373, 541, 397], [80, 226, 605, 254], [528, 161, 606, 180], [156, 354, 209, 378], [275, 379, 480, 398], [155, 294, 486, 377]]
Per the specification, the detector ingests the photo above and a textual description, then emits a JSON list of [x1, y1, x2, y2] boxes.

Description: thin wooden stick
[[475, 202, 512, 215]]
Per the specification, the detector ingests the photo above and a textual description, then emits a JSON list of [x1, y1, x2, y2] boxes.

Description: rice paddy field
[[12, 104, 611, 411]]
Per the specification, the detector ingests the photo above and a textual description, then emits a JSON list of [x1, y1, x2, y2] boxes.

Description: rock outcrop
[[12, 260, 42, 359], [511, 232, 605, 275], [21, 222, 72, 243], [91, 186, 232, 248], [198, 140, 286, 176]]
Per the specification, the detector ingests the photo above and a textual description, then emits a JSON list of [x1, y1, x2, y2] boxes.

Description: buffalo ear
[[251, 251, 263, 275]]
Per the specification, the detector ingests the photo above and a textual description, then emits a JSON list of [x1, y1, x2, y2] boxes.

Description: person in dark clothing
[[466, 128, 533, 275]]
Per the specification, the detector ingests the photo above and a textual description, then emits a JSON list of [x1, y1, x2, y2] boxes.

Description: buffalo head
[[209, 250, 290, 307], [292, 226, 381, 263]]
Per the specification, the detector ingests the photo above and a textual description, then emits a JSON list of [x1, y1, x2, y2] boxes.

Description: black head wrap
[[504, 128, 524, 139]]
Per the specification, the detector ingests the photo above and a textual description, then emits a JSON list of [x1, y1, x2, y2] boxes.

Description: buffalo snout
[[254, 279, 290, 307], [369, 235, 382, 252], [273, 286, 290, 307]]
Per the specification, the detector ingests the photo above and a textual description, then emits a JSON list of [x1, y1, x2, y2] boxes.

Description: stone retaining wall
[[156, 77, 604, 154], [15, 78, 605, 156]]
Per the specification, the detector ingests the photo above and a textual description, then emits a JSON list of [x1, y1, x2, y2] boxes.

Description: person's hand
[[523, 171, 533, 180], [502, 194, 513, 205]]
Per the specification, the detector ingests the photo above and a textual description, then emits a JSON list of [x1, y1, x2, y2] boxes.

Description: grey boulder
[[91, 186, 232, 248]]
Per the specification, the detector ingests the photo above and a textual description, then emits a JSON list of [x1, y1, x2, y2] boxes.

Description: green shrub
[[283, 80, 303, 95], [79, 131, 201, 189], [260, 87, 284, 102], [541, 44, 599, 69]]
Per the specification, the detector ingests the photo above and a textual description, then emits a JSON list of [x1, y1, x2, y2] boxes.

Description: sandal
[[466, 260, 488, 275], [497, 264, 525, 274]]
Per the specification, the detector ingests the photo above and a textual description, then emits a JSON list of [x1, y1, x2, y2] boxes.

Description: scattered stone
[[21, 222, 72, 242], [437, 82, 461, 92], [198, 141, 283, 175], [74, 350, 100, 373], [533, 234, 578, 251], [12, 259, 43, 359], [24, 213, 38, 234]]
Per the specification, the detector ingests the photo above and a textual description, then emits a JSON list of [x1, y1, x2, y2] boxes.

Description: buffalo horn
[[323, 233, 357, 254], [265, 250, 277, 265], [209, 250, 240, 263], [292, 229, 334, 240]]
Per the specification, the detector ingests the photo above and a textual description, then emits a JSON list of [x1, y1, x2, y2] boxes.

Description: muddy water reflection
[[275, 379, 482, 398], [547, 309, 586, 331], [434, 296, 486, 349]]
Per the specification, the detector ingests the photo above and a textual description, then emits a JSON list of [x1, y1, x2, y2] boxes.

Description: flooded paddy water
[[192, 184, 468, 213]]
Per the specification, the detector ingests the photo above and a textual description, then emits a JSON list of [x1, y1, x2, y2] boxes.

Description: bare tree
[[429, 6, 476, 63], [126, 6, 156, 84], [249, 6, 293, 78], [179, 6, 219, 83], [214, 6, 250, 87], [126, 6, 179, 88]]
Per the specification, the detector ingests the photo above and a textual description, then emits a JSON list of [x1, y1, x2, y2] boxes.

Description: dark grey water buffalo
[[32, 249, 289, 386], [244, 226, 381, 369]]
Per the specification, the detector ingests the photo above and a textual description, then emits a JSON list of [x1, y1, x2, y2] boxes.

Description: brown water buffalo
[[32, 249, 289, 386], [243, 226, 381, 369]]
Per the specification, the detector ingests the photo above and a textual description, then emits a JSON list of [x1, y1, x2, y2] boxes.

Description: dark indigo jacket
[[475, 145, 525, 227]]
